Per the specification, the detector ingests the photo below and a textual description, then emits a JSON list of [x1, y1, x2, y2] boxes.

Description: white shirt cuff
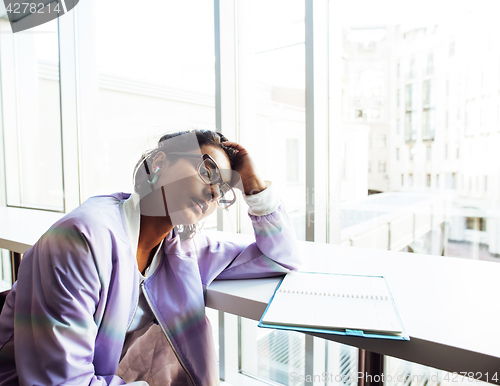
[[243, 181, 280, 216]]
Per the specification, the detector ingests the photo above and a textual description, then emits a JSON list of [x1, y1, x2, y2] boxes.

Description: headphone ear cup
[[143, 159, 160, 185]]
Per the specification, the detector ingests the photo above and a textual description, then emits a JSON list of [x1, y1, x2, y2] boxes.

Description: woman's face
[[150, 145, 233, 226]]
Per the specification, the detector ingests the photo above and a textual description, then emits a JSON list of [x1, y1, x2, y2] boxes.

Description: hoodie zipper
[[141, 282, 197, 386]]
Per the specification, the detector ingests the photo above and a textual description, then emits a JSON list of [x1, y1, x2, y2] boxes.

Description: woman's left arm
[[196, 199, 301, 284]]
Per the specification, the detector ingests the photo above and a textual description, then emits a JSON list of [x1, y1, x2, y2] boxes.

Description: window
[[466, 217, 486, 232], [79, 0, 217, 202], [377, 134, 387, 148], [405, 84, 417, 141], [2, 2, 499, 385], [446, 173, 457, 189], [427, 52, 434, 75], [378, 160, 386, 173], [422, 79, 435, 140], [498, 89, 500, 131], [241, 318, 306, 385], [409, 56, 416, 78], [465, 99, 476, 136], [422, 79, 435, 107], [0, 19, 64, 211], [405, 84, 414, 110], [426, 146, 432, 160], [480, 94, 494, 133], [422, 108, 436, 140], [237, 2, 307, 381], [368, 108, 382, 122], [341, 143, 348, 179], [286, 139, 300, 183]]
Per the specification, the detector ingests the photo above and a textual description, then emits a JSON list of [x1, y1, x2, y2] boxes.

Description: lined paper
[[261, 272, 403, 334]]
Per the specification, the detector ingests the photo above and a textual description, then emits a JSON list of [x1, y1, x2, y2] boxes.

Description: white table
[[0, 206, 63, 253], [207, 241, 500, 385], [0, 206, 63, 280], [2, 207, 499, 384]]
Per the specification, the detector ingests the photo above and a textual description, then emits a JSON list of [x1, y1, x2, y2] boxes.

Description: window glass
[[286, 139, 300, 183], [378, 160, 386, 173], [236, 0, 306, 240], [240, 318, 305, 385], [422, 107, 436, 140], [409, 56, 416, 78], [337, 0, 500, 253], [336, 0, 500, 380], [237, 0, 306, 383], [427, 52, 434, 74], [422, 79, 435, 106], [0, 18, 64, 211], [78, 0, 215, 210], [377, 134, 387, 148]]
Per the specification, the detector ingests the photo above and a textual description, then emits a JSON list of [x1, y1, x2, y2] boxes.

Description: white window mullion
[[305, 0, 330, 382], [215, 0, 240, 234], [0, 21, 10, 208], [328, 0, 343, 245], [58, 8, 80, 212], [72, 0, 99, 204], [305, 0, 329, 243], [214, 0, 241, 382]]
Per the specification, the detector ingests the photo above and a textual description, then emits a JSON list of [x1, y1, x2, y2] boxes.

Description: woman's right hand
[[222, 141, 268, 195]]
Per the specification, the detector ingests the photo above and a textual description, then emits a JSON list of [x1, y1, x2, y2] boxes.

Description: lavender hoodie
[[0, 193, 300, 385]]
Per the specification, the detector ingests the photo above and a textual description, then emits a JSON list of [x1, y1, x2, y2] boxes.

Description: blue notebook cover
[[258, 272, 409, 341]]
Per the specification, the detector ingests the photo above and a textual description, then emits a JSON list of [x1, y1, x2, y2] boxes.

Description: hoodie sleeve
[[196, 201, 302, 286], [11, 223, 131, 386]]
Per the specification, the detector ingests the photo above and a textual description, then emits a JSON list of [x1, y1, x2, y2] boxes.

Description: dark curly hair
[[133, 129, 237, 239]]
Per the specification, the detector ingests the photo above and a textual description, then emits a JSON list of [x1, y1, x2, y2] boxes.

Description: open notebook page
[[261, 272, 403, 334]]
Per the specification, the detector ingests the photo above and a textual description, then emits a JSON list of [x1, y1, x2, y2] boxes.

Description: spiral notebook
[[258, 272, 409, 340]]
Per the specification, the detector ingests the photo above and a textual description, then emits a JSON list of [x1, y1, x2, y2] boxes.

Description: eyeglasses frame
[[166, 152, 236, 209]]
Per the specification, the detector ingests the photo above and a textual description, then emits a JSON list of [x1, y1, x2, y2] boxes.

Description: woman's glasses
[[167, 152, 236, 209]]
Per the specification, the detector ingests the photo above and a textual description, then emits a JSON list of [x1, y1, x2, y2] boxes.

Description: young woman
[[0, 130, 300, 386]]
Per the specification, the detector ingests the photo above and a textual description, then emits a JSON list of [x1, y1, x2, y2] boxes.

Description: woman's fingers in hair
[[222, 141, 245, 152], [222, 141, 266, 195]]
